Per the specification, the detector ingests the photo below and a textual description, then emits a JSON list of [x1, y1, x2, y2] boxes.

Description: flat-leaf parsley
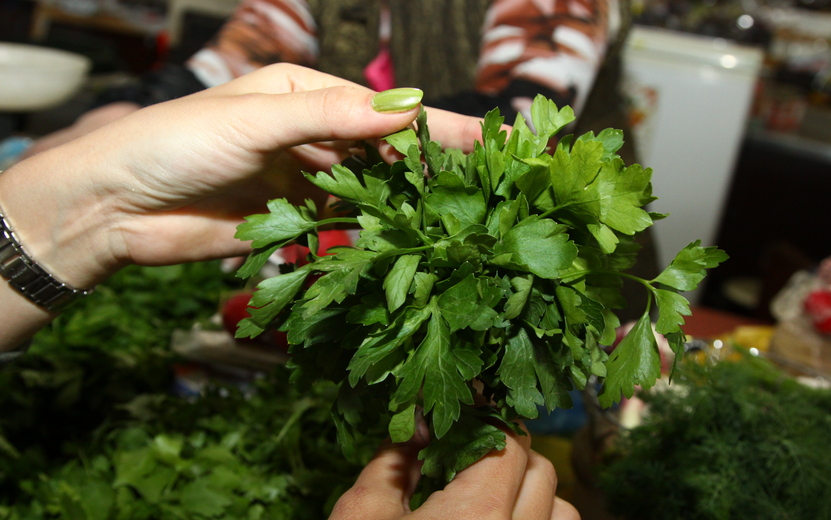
[[234, 95, 727, 488]]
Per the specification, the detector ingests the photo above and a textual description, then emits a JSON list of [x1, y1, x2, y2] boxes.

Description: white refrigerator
[[622, 25, 764, 303]]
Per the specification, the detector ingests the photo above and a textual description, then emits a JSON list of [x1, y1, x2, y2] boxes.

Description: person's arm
[[0, 65, 430, 351], [0, 63, 497, 352]]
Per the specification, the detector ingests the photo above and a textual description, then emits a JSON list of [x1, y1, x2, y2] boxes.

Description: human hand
[[330, 427, 581, 520], [0, 63, 488, 293]]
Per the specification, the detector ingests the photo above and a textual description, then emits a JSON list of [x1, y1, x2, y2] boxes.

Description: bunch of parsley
[[1, 262, 372, 519], [0, 357, 370, 519], [234, 96, 727, 484]]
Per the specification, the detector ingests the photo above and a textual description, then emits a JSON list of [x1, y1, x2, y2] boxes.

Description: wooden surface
[[682, 305, 769, 339]]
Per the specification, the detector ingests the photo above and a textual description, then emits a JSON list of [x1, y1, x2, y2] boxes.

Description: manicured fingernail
[[371, 88, 423, 113]]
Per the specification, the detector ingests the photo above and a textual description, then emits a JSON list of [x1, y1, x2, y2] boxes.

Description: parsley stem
[[539, 201, 581, 219], [559, 269, 652, 288], [314, 217, 360, 227], [274, 397, 315, 445]]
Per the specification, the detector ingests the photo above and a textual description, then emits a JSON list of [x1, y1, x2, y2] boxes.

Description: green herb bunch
[[234, 96, 727, 484], [599, 353, 831, 520], [0, 356, 370, 519], [2, 262, 369, 519]]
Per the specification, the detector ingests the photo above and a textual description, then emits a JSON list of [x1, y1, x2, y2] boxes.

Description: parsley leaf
[[598, 313, 661, 408]]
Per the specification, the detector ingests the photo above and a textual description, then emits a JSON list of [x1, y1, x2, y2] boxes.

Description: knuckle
[[329, 486, 372, 519], [307, 85, 366, 139]]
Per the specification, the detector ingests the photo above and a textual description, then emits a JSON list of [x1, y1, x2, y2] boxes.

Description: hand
[[330, 427, 581, 520], [0, 63, 487, 292]]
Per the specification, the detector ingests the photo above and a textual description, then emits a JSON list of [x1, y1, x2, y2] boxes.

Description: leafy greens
[[234, 95, 727, 486]]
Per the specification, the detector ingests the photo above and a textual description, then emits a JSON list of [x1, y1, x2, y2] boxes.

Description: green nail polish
[[371, 88, 423, 113]]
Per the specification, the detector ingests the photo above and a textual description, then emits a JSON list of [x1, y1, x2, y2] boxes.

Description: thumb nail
[[371, 88, 423, 113]]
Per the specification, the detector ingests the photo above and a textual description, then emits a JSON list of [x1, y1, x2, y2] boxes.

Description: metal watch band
[[0, 209, 92, 313]]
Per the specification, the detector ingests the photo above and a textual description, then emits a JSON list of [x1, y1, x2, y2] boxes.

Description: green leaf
[[653, 240, 729, 292], [347, 293, 390, 326], [383, 254, 421, 312], [383, 128, 419, 156], [596, 128, 625, 160], [577, 127, 625, 161], [481, 108, 507, 148], [594, 161, 654, 235], [304, 164, 371, 203], [113, 448, 177, 504], [516, 157, 554, 211], [234, 198, 315, 248], [587, 222, 620, 254], [419, 412, 507, 482], [654, 288, 692, 335], [178, 479, 234, 517], [503, 275, 534, 320], [498, 327, 545, 418], [389, 402, 416, 443], [301, 250, 376, 318], [348, 306, 432, 386], [78, 477, 116, 520], [236, 243, 283, 279], [530, 95, 575, 144], [437, 274, 500, 332], [236, 267, 312, 338], [393, 306, 474, 438], [492, 216, 578, 278], [598, 312, 661, 408], [425, 171, 487, 235]]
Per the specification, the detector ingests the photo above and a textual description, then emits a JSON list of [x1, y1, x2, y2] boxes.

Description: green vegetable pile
[[599, 353, 831, 520], [233, 96, 727, 486], [0, 263, 369, 519]]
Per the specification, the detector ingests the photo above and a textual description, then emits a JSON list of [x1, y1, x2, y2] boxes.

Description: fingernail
[[371, 87, 423, 113]]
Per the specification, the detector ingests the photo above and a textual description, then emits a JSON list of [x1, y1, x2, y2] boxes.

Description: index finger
[[424, 107, 514, 153]]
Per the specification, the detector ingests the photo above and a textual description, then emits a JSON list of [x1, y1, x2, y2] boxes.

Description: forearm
[[0, 146, 119, 351]]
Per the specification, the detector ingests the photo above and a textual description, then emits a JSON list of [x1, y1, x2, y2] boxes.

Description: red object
[[221, 292, 255, 339], [280, 230, 353, 266], [272, 329, 290, 354], [804, 289, 831, 335], [363, 45, 396, 92]]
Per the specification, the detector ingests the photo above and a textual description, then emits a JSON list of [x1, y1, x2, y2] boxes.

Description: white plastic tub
[[0, 42, 92, 112]]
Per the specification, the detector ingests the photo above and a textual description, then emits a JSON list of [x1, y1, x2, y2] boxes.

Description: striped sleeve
[[475, 0, 618, 117], [186, 0, 319, 88]]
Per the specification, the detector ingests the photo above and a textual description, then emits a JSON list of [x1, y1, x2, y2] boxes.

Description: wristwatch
[[0, 208, 91, 313]]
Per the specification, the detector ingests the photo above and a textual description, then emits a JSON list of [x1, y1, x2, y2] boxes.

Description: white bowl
[[0, 43, 92, 112]]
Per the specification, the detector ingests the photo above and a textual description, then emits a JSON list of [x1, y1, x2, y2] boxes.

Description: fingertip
[[553, 496, 582, 520], [370, 88, 424, 114]]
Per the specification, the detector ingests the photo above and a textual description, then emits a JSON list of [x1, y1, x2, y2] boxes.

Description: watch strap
[[0, 210, 92, 312]]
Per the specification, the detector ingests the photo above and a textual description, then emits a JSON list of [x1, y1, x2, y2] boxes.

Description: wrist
[[0, 146, 123, 294]]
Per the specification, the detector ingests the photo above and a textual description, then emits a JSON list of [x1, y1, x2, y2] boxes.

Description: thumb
[[329, 435, 427, 520], [229, 86, 424, 152]]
